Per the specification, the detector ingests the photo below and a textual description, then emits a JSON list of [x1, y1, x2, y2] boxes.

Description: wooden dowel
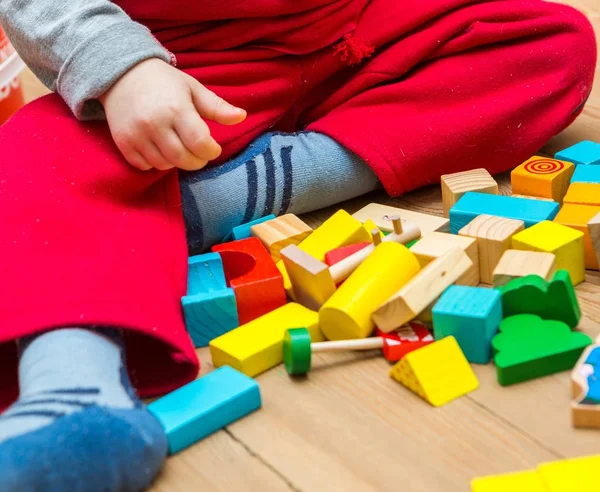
[[311, 337, 385, 353], [372, 228, 382, 245], [391, 215, 403, 235]]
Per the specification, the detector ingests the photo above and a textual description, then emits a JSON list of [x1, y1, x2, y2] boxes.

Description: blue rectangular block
[[148, 366, 262, 455], [432, 286, 502, 364], [449, 192, 560, 234], [223, 215, 276, 242], [555, 140, 600, 166], [571, 165, 600, 184]]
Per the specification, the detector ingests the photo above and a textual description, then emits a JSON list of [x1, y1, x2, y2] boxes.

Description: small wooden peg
[[391, 215, 403, 235], [372, 228, 382, 245]]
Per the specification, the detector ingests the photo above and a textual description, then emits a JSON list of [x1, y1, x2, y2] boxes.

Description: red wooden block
[[212, 237, 286, 324], [377, 322, 434, 362], [324, 242, 371, 267]]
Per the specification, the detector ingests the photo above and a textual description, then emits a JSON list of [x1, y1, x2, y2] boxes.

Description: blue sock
[[179, 131, 380, 251], [0, 329, 168, 491]]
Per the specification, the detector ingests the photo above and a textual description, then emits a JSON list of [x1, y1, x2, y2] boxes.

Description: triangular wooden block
[[390, 336, 479, 407]]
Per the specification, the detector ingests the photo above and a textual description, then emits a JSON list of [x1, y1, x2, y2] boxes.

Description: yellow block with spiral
[[319, 242, 420, 340]]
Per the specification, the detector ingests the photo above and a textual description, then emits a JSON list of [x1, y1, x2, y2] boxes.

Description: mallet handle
[[311, 337, 385, 353]]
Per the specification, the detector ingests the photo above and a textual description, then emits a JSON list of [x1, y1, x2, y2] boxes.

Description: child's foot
[[0, 328, 168, 491], [179, 131, 380, 251]]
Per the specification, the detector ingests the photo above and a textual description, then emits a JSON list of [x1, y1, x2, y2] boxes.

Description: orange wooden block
[[554, 204, 600, 270], [563, 182, 600, 207], [511, 156, 574, 204]]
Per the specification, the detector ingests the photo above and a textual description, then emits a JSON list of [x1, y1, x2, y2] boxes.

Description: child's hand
[[99, 58, 246, 172]]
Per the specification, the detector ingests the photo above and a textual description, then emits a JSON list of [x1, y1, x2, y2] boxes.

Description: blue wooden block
[[449, 192, 560, 234], [182, 253, 239, 347], [222, 214, 277, 242], [148, 366, 261, 454], [432, 286, 503, 364], [555, 140, 600, 166], [571, 165, 600, 184]]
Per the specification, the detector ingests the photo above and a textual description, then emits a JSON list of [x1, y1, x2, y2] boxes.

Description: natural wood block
[[589, 211, 600, 269], [372, 248, 473, 332], [409, 231, 479, 285], [440, 168, 498, 217], [250, 214, 312, 262], [492, 250, 556, 287], [563, 182, 600, 206], [571, 341, 600, 429], [459, 214, 525, 285], [554, 204, 600, 270], [511, 156, 574, 204], [511, 220, 585, 286], [352, 202, 448, 234]]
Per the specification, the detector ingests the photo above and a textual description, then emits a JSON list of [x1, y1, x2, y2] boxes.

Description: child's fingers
[[190, 83, 247, 126], [116, 141, 153, 171], [138, 140, 175, 171], [174, 111, 222, 162], [153, 128, 209, 171]]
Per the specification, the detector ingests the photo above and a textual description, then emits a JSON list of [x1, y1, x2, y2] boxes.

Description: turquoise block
[[223, 214, 276, 242], [148, 366, 262, 454], [432, 286, 503, 364], [182, 253, 239, 347], [449, 192, 559, 234], [555, 140, 600, 166], [571, 165, 600, 184]]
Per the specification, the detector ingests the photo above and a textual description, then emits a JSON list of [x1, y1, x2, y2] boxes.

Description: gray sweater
[[0, 0, 172, 119]]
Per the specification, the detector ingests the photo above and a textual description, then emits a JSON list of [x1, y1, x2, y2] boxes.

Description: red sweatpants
[[0, 0, 595, 409]]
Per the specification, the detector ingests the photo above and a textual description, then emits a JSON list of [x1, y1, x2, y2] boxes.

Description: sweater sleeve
[[0, 0, 173, 120]]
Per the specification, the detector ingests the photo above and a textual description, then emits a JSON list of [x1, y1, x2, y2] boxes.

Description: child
[[0, 0, 596, 489]]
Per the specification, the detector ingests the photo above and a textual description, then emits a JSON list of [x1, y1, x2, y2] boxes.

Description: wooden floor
[[18, 1, 600, 489]]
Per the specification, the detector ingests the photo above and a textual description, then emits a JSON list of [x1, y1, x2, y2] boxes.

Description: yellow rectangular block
[[352, 203, 448, 234], [276, 210, 371, 295], [209, 303, 323, 377], [250, 214, 313, 262], [409, 231, 479, 285], [554, 204, 600, 270], [563, 182, 600, 207], [441, 168, 498, 217], [511, 156, 574, 204], [492, 250, 556, 287], [372, 248, 473, 332], [512, 220, 585, 286], [471, 470, 546, 492], [459, 214, 525, 284], [537, 454, 600, 491], [390, 336, 479, 407]]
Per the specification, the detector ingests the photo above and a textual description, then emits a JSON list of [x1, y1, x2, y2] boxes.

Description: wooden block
[[537, 454, 600, 491], [498, 270, 581, 328], [554, 203, 600, 270], [571, 341, 600, 429], [449, 192, 560, 234], [148, 366, 261, 454], [511, 194, 555, 202], [563, 182, 600, 206], [471, 470, 546, 492], [225, 214, 276, 242], [492, 314, 591, 386], [181, 253, 239, 347], [319, 242, 421, 340], [409, 231, 479, 285], [492, 250, 556, 287], [511, 220, 585, 286], [589, 211, 600, 269], [372, 248, 473, 332], [555, 139, 600, 165], [440, 168, 498, 217], [432, 286, 502, 364], [209, 303, 323, 377], [571, 164, 600, 183], [280, 245, 337, 311], [390, 336, 479, 407], [250, 214, 312, 262], [459, 215, 525, 284], [375, 322, 434, 362], [213, 238, 286, 324], [510, 156, 574, 204], [276, 210, 371, 295], [324, 242, 371, 267], [352, 202, 449, 234]]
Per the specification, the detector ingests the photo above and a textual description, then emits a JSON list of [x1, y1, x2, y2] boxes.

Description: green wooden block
[[492, 314, 591, 386], [496, 270, 581, 328]]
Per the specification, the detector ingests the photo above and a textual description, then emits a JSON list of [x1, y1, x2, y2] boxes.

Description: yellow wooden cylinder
[[319, 242, 420, 340]]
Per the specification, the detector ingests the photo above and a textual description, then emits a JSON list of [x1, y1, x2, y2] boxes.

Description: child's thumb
[[191, 83, 246, 125]]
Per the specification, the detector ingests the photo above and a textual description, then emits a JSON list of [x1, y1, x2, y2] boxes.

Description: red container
[[0, 27, 25, 125]]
